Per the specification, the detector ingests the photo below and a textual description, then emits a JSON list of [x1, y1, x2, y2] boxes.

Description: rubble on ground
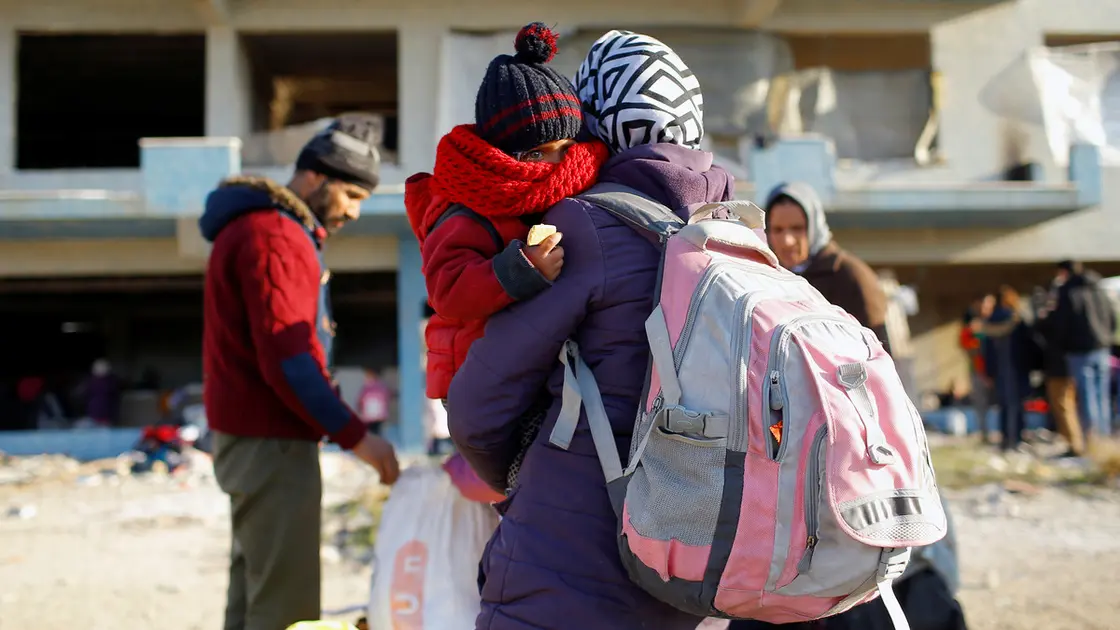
[[0, 447, 216, 487], [0, 453, 82, 486]]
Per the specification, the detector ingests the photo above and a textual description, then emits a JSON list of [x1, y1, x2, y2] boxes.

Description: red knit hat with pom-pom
[[474, 22, 584, 155]]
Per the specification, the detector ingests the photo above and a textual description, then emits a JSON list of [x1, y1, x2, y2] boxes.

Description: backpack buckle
[[655, 406, 729, 439], [878, 547, 911, 582], [661, 406, 705, 434]]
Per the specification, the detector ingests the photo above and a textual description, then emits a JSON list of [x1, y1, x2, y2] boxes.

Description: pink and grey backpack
[[548, 183, 947, 630]]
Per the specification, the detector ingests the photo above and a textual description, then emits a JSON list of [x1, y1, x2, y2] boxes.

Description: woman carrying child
[[447, 29, 732, 629]]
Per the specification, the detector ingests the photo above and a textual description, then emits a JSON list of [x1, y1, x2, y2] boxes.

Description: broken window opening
[[16, 34, 206, 170], [239, 32, 399, 167]]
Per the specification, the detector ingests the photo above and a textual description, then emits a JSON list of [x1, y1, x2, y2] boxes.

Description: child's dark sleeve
[[422, 214, 551, 321]]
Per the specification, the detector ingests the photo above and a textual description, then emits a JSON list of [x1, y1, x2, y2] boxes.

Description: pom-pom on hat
[[474, 22, 584, 155]]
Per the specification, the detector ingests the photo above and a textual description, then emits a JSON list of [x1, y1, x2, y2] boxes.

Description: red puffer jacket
[[406, 174, 539, 399], [405, 125, 608, 399]]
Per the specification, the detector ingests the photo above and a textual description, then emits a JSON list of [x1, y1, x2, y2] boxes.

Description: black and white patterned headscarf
[[575, 30, 704, 155]]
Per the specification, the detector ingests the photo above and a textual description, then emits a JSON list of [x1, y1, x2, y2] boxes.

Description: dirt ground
[[949, 484, 1120, 630], [1, 447, 1119, 630]]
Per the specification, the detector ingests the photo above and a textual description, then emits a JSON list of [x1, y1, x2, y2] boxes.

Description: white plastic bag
[[368, 464, 499, 630]]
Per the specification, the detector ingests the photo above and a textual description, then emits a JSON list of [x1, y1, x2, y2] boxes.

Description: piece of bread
[[527, 224, 558, 246]]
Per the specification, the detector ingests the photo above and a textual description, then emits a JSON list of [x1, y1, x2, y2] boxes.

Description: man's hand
[[352, 433, 400, 485], [523, 232, 564, 282]]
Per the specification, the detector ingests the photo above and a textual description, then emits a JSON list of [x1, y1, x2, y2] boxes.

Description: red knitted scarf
[[428, 124, 607, 223]]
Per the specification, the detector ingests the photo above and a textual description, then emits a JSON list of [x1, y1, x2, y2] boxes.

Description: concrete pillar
[[397, 22, 443, 174], [930, 4, 1047, 181], [0, 27, 16, 174], [205, 26, 253, 139], [394, 235, 428, 455]]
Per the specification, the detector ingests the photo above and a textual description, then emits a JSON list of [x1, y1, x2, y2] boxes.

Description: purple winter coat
[[448, 143, 735, 630]]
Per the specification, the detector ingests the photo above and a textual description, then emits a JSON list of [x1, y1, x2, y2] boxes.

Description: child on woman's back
[[405, 23, 608, 494]]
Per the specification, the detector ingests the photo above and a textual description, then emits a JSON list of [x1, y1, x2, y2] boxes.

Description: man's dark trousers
[[213, 432, 323, 630]]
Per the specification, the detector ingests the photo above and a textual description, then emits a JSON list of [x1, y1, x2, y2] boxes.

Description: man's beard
[[305, 182, 338, 232]]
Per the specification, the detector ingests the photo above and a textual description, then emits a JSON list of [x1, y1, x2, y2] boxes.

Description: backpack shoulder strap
[[576, 182, 685, 243], [429, 204, 505, 252]]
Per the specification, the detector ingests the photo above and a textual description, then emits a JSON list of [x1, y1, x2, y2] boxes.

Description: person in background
[[199, 114, 399, 630], [1109, 287, 1120, 424], [982, 286, 1035, 454], [1050, 259, 1116, 439], [960, 295, 995, 440], [14, 375, 53, 430], [424, 395, 454, 456], [1112, 352, 1120, 427], [15, 376, 46, 430], [418, 303, 453, 456], [85, 358, 121, 427], [357, 368, 391, 436], [1035, 280, 1085, 457], [763, 182, 889, 349], [1028, 286, 1059, 438]]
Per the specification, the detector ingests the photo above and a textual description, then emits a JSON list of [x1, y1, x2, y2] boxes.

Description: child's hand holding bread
[[523, 224, 564, 281]]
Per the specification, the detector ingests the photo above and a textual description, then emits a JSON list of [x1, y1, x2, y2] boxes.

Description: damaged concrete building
[[0, 0, 1118, 452]]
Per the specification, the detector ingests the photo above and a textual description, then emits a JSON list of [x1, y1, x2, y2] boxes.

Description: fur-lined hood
[[199, 176, 321, 243]]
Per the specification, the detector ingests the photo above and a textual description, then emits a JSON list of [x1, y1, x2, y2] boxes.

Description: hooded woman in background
[[763, 182, 889, 348]]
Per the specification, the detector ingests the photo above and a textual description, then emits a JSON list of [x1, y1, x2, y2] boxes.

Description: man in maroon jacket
[[199, 114, 399, 630]]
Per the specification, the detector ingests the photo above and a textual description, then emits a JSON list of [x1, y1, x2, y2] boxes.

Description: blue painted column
[[1069, 142, 1102, 207], [395, 235, 428, 455]]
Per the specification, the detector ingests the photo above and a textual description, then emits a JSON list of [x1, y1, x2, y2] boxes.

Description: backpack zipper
[[797, 424, 829, 575], [767, 370, 783, 458], [731, 291, 795, 451], [764, 313, 853, 461]]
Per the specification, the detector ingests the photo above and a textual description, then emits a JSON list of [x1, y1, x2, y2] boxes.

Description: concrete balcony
[[0, 137, 409, 242], [746, 135, 1103, 230], [0, 137, 406, 281], [1, 134, 1104, 240]]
